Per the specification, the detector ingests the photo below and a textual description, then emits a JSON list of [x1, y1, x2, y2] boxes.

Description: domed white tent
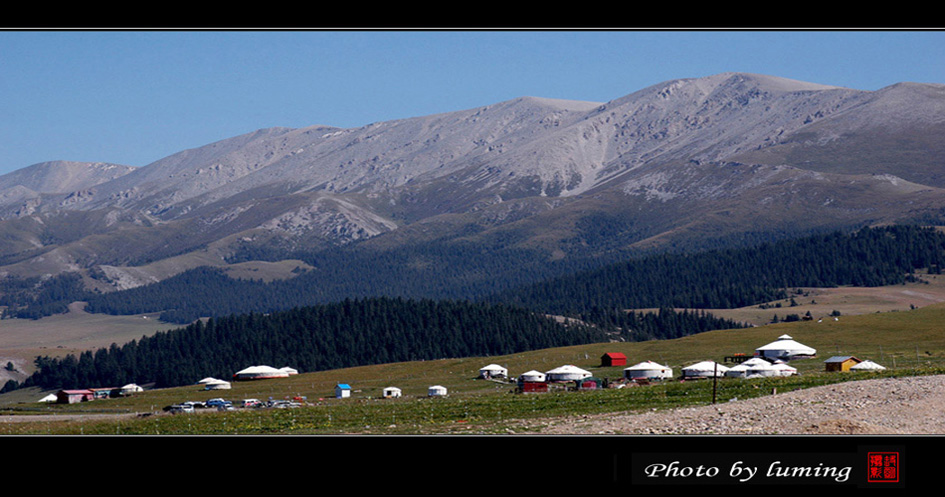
[[755, 334, 817, 360], [771, 362, 798, 376], [119, 383, 144, 395], [724, 363, 752, 378], [279, 367, 299, 375], [851, 360, 886, 371], [383, 386, 402, 398], [197, 377, 220, 385], [428, 385, 448, 397], [682, 361, 729, 379], [479, 364, 508, 379], [518, 370, 546, 382], [623, 361, 673, 380], [204, 379, 231, 390], [545, 365, 592, 382], [745, 361, 780, 378], [233, 365, 290, 380], [37, 393, 58, 403]]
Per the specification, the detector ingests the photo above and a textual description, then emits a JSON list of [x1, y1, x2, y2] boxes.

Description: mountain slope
[[0, 72, 943, 305]]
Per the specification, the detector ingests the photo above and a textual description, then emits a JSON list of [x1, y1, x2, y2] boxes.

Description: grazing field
[[0, 302, 178, 384], [638, 274, 945, 327], [3, 301, 945, 435]]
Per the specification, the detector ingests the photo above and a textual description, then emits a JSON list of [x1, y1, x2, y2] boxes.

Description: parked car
[[206, 398, 231, 409], [241, 398, 262, 408], [169, 404, 194, 414]]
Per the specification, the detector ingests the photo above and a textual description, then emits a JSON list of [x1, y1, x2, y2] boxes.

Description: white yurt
[[383, 386, 402, 398], [771, 362, 799, 376], [850, 360, 887, 371], [724, 363, 752, 378], [204, 379, 231, 390], [37, 393, 58, 403], [754, 334, 817, 360], [623, 361, 673, 380], [233, 365, 290, 380], [681, 361, 729, 378], [741, 357, 772, 366], [479, 364, 508, 379], [119, 383, 144, 395], [545, 365, 592, 382], [518, 370, 546, 382], [428, 385, 448, 397], [197, 377, 220, 385], [279, 367, 299, 375], [745, 361, 780, 378]]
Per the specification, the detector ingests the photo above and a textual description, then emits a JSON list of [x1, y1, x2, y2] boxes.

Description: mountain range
[[2, 72, 944, 301]]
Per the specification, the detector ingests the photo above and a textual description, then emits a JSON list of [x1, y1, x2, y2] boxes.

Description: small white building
[[681, 361, 729, 379], [545, 365, 592, 382], [428, 385, 448, 397], [383, 386, 402, 398], [623, 361, 673, 380], [479, 364, 508, 379], [755, 334, 817, 360]]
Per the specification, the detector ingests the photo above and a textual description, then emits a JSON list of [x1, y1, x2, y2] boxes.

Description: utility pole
[[712, 362, 718, 404]]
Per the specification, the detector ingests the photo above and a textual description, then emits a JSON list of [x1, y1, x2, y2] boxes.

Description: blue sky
[[1, 29, 943, 176]]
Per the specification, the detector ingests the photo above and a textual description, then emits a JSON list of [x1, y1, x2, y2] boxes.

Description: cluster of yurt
[[725, 358, 797, 378], [482, 363, 592, 393], [370, 385, 446, 398]]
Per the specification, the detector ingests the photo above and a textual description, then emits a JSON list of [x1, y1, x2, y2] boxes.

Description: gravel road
[[513, 375, 945, 435]]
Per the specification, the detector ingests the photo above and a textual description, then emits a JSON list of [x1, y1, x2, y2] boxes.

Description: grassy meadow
[[3, 300, 945, 435]]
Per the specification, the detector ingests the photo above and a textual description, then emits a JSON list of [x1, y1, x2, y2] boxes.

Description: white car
[[169, 404, 194, 414]]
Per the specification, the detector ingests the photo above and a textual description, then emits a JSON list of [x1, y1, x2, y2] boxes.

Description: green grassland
[[3, 301, 945, 435]]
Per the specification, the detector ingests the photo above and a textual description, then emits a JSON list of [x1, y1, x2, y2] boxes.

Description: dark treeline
[[493, 225, 945, 316], [0, 272, 87, 319], [13, 297, 607, 391], [81, 242, 614, 324], [586, 307, 749, 342], [7, 225, 945, 329]]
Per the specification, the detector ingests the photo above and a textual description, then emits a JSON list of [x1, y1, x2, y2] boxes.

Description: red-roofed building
[[56, 389, 94, 404], [601, 352, 627, 367]]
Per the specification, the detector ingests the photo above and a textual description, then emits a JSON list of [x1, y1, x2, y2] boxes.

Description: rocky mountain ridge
[[1, 72, 943, 295]]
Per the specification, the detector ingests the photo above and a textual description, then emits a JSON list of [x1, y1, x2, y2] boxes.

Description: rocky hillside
[[0, 72, 943, 296]]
